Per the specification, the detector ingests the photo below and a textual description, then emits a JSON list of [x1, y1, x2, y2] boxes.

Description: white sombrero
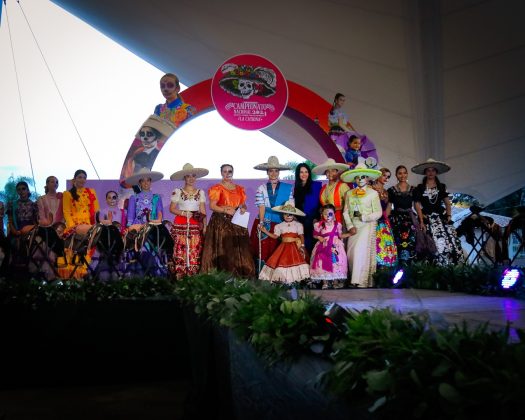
[[170, 163, 209, 180], [254, 156, 291, 171], [312, 158, 349, 175], [135, 114, 177, 138], [341, 163, 382, 182], [271, 201, 306, 217], [125, 168, 164, 185], [411, 158, 450, 175]]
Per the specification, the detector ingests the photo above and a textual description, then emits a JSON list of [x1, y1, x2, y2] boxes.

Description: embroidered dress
[[328, 108, 350, 154], [60, 188, 100, 279], [414, 184, 464, 266], [344, 187, 382, 287], [388, 185, 417, 264], [154, 96, 196, 127], [6, 199, 39, 267], [294, 180, 322, 253], [170, 188, 206, 279], [375, 190, 398, 267], [310, 220, 347, 282], [127, 191, 163, 226], [250, 181, 293, 268], [259, 220, 309, 283], [200, 184, 255, 277]]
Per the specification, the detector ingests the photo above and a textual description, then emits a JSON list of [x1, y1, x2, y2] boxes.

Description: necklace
[[424, 185, 439, 205]]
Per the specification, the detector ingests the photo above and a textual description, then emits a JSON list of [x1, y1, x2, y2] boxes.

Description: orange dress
[[200, 184, 255, 277]]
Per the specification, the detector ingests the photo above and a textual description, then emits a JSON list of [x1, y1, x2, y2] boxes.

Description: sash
[[264, 182, 292, 223]]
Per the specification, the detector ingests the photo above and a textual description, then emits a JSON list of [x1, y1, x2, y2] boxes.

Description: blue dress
[[294, 180, 322, 253]]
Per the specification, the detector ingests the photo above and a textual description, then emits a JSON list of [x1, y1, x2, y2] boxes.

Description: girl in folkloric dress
[[412, 159, 465, 266], [386, 165, 418, 265], [372, 168, 398, 268], [310, 204, 350, 289], [169, 163, 208, 280], [258, 201, 310, 284]]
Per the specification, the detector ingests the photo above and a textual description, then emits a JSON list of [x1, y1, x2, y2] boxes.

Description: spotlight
[[324, 302, 349, 331], [500, 268, 522, 290], [392, 269, 405, 286]]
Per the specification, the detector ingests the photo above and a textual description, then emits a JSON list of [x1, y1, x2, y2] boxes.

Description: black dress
[[387, 185, 417, 264], [413, 184, 464, 265]]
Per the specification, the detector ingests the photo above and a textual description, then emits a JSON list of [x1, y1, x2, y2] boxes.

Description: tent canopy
[[53, 0, 525, 204]]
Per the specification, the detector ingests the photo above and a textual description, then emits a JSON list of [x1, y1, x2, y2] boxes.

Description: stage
[[313, 288, 525, 337]]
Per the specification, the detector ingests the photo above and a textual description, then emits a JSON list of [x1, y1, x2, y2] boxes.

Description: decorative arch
[[120, 79, 343, 186]]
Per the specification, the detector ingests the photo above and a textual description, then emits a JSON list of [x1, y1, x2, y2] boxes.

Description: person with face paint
[[372, 168, 398, 268], [258, 201, 309, 284], [169, 163, 209, 280], [60, 170, 100, 278], [154, 73, 196, 127], [99, 190, 124, 227], [412, 158, 464, 265], [313, 158, 350, 225], [310, 204, 350, 289], [342, 164, 382, 287], [386, 165, 418, 265], [200, 164, 255, 277], [250, 156, 294, 271], [132, 125, 163, 173], [293, 163, 323, 254], [125, 169, 164, 229], [37, 176, 64, 227]]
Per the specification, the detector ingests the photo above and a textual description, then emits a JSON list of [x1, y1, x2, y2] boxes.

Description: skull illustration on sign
[[238, 79, 255, 99]]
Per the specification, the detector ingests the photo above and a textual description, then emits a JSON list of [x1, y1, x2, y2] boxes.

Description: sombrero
[[170, 163, 209, 181], [135, 114, 176, 139], [411, 158, 450, 175], [125, 168, 164, 185], [312, 158, 349, 175], [271, 201, 305, 217], [254, 156, 291, 171], [341, 163, 382, 182]]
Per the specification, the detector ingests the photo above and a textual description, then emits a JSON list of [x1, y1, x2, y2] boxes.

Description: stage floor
[[313, 288, 525, 336]]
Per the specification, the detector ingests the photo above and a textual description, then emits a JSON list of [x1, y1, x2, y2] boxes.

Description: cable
[[4, 0, 39, 194], [16, 0, 101, 179]]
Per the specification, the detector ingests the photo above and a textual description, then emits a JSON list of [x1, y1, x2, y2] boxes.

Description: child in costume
[[310, 204, 350, 289], [258, 202, 309, 284], [345, 135, 361, 168]]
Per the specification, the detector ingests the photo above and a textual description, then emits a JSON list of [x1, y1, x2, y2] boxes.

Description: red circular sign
[[211, 54, 288, 130]]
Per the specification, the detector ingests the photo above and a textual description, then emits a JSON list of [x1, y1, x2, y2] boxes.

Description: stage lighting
[[500, 268, 522, 290], [392, 269, 405, 286], [324, 302, 350, 331]]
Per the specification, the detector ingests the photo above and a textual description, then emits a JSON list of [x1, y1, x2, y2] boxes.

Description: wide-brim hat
[[271, 201, 306, 217], [125, 168, 164, 185], [411, 158, 450, 175], [135, 114, 177, 138], [254, 156, 291, 171], [170, 163, 209, 180], [312, 158, 349, 175], [341, 163, 382, 182]]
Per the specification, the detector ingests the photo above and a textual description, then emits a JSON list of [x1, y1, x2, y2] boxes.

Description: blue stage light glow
[[392, 269, 404, 285], [500, 268, 521, 289]]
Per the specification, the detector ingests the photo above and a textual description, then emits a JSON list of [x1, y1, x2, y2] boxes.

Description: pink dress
[[310, 220, 348, 281]]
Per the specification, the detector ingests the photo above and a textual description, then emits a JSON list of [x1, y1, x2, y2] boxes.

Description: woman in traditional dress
[[412, 158, 465, 266], [258, 201, 309, 284], [342, 164, 382, 287], [200, 164, 255, 277], [293, 163, 322, 253], [386, 165, 417, 265], [125, 168, 164, 228], [169, 163, 208, 279], [328, 93, 354, 154], [250, 156, 293, 271], [37, 176, 64, 227], [61, 170, 100, 278], [372, 168, 398, 268], [313, 158, 350, 225]]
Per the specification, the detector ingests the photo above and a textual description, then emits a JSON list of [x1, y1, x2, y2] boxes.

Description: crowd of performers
[[0, 155, 475, 288]]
